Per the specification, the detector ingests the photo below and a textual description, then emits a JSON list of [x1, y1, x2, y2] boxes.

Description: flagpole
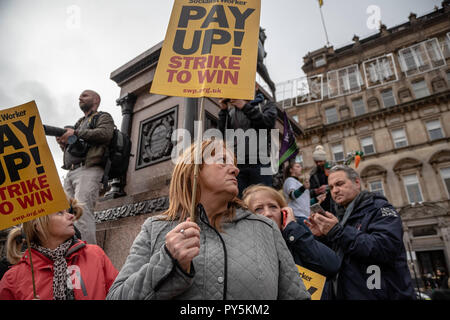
[[318, 2, 330, 46], [190, 96, 205, 222]]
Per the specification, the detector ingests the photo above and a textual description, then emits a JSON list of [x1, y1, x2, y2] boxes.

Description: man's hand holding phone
[[310, 203, 326, 216], [305, 205, 339, 236]]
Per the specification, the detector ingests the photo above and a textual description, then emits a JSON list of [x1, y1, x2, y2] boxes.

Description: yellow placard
[[296, 264, 326, 300], [151, 0, 261, 100], [0, 101, 69, 230]]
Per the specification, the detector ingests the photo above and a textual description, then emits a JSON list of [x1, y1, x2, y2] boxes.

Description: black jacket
[[218, 98, 277, 165], [282, 220, 341, 300], [326, 191, 415, 300]]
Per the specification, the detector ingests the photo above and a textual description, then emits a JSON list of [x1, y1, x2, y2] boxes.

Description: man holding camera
[[57, 90, 114, 244]]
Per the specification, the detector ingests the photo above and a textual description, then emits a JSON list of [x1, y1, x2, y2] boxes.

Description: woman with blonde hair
[[0, 197, 118, 300], [243, 185, 340, 300], [107, 139, 310, 300]]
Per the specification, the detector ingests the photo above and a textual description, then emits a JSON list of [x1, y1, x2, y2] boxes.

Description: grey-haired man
[[305, 165, 414, 300]]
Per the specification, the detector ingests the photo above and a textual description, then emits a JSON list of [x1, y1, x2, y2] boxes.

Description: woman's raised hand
[[165, 218, 201, 273]]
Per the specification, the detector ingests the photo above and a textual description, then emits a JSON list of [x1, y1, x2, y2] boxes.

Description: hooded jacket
[[107, 206, 310, 300], [0, 239, 118, 300], [325, 191, 415, 300]]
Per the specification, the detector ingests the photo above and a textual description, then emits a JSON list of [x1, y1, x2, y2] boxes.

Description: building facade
[[282, 2, 450, 289]]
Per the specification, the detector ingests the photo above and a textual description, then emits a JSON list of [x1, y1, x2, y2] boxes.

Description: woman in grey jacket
[[107, 140, 310, 300]]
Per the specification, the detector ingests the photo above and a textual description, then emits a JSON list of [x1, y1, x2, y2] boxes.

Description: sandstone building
[[281, 2, 450, 287]]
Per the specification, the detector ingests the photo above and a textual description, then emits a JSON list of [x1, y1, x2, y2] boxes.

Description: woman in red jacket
[[0, 197, 118, 300]]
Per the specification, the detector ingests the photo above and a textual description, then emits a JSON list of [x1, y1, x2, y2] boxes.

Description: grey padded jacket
[[106, 206, 310, 300]]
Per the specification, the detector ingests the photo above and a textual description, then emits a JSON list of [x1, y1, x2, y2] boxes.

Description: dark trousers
[[237, 163, 273, 198]]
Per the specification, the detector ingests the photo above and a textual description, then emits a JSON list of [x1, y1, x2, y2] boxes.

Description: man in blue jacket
[[305, 165, 415, 300]]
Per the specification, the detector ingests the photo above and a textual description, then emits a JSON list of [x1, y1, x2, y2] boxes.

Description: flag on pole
[[278, 111, 299, 167], [318, 0, 324, 7]]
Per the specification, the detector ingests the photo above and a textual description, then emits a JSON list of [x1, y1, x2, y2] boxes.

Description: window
[[411, 80, 430, 99], [363, 54, 398, 88], [412, 225, 437, 237], [360, 136, 375, 155], [425, 119, 444, 141], [331, 143, 344, 162], [327, 65, 362, 98], [381, 89, 396, 108], [295, 74, 323, 106], [325, 106, 339, 124], [369, 180, 385, 196], [399, 38, 446, 77], [441, 34, 450, 59], [403, 174, 423, 204], [276, 80, 294, 109], [391, 128, 408, 148], [352, 98, 366, 116], [440, 167, 450, 198]]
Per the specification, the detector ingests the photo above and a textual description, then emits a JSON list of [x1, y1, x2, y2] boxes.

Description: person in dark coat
[[305, 165, 415, 300], [243, 185, 340, 300], [218, 86, 277, 197]]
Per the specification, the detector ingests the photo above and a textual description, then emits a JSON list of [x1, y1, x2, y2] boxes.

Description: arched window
[[361, 165, 388, 199], [393, 158, 425, 205], [429, 150, 450, 199]]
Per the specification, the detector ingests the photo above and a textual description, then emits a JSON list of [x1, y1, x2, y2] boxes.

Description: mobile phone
[[310, 203, 326, 216]]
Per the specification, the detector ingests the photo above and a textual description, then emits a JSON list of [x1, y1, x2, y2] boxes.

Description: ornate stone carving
[[431, 77, 447, 93], [136, 107, 178, 169], [360, 164, 387, 180], [393, 157, 423, 176], [94, 196, 169, 223], [367, 97, 380, 112], [429, 149, 450, 166], [398, 87, 412, 102], [339, 105, 350, 120]]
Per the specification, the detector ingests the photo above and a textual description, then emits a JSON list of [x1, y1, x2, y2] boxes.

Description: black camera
[[67, 138, 90, 158], [43, 124, 90, 157]]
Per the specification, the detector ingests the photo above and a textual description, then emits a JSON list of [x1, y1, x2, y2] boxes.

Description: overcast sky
[[0, 0, 442, 179]]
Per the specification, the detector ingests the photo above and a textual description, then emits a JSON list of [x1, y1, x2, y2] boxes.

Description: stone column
[[104, 93, 137, 199]]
